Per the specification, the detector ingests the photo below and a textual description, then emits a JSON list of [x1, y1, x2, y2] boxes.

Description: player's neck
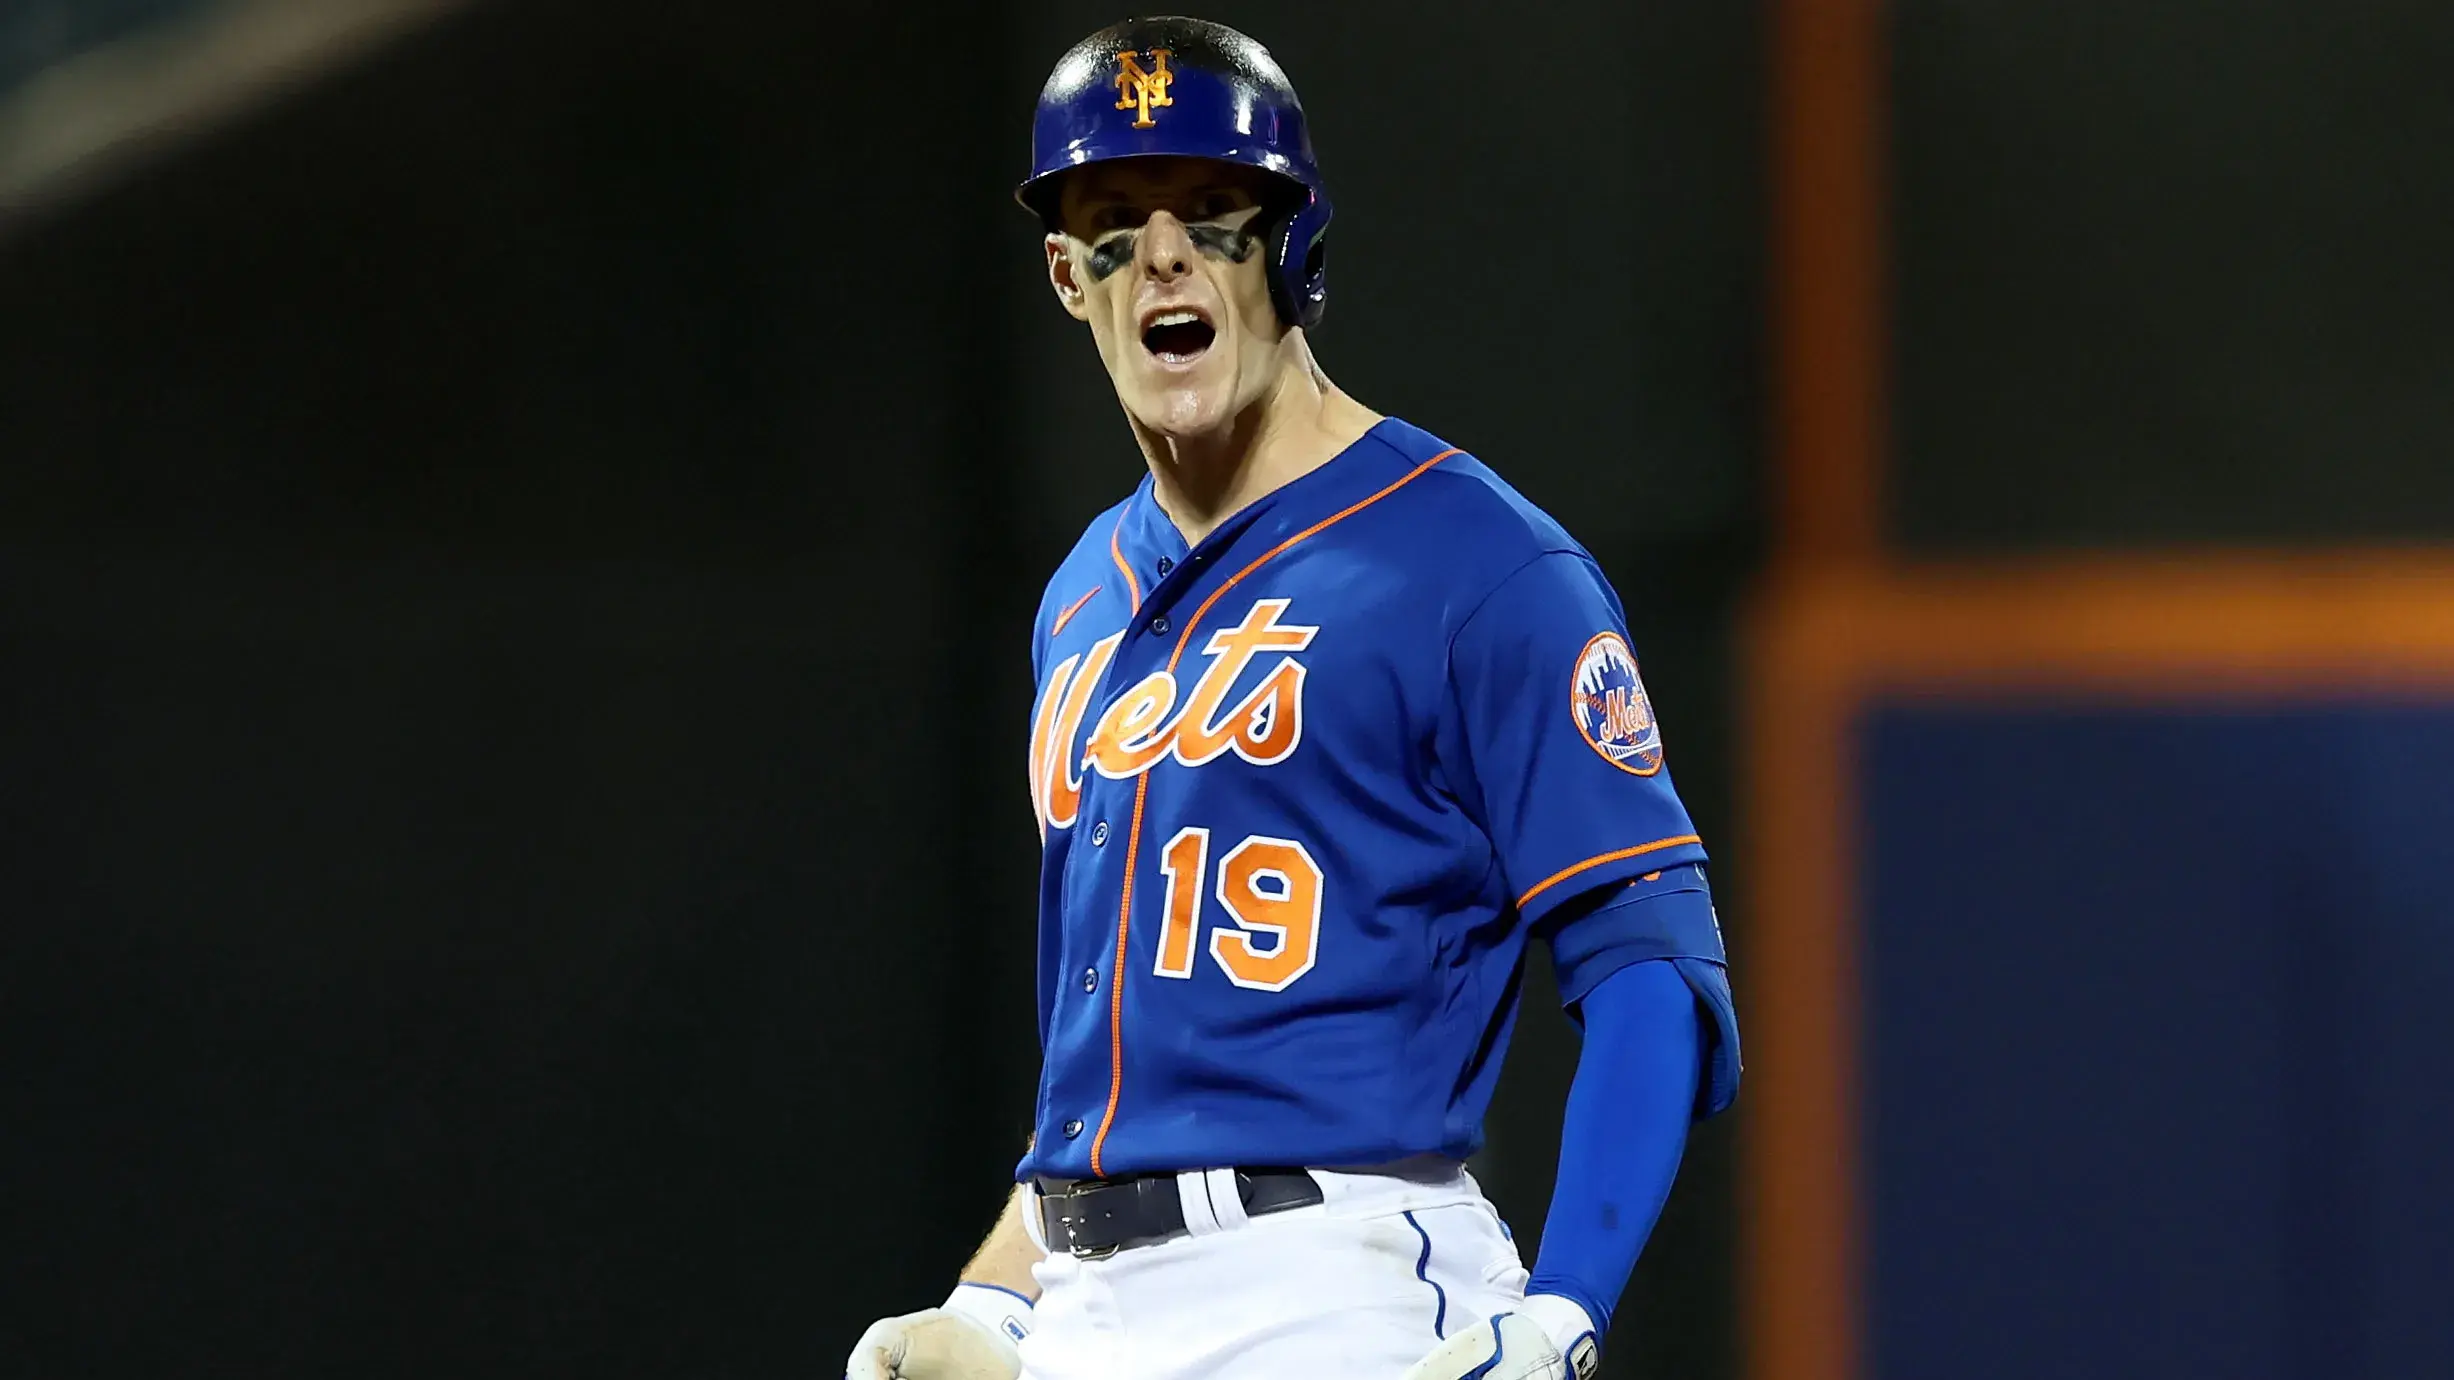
[[1135, 335, 1381, 548]]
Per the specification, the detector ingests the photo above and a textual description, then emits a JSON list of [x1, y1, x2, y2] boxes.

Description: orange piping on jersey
[[1164, 449, 1462, 677], [1087, 769, 1152, 1178], [1051, 585, 1103, 637], [1109, 513, 1144, 613], [1516, 834, 1704, 911], [1085, 444, 1461, 1177]]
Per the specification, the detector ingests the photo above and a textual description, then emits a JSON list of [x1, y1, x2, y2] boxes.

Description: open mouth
[[1140, 310, 1217, 365]]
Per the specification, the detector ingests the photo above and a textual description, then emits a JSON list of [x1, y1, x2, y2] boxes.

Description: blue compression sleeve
[[1525, 958, 1700, 1340]]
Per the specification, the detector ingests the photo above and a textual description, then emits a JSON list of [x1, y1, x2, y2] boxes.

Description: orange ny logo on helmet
[[1113, 48, 1175, 128]]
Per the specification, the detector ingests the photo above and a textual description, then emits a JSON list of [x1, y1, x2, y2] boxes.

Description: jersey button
[[1089, 821, 1109, 846], [1082, 967, 1099, 993], [1062, 1118, 1084, 1139], [1156, 556, 1174, 576], [1150, 616, 1170, 634]]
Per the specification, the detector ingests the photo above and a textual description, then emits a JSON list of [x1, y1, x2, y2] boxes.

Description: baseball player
[[846, 17, 1739, 1380]]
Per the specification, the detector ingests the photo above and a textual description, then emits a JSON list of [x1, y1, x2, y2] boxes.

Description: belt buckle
[[1046, 1187, 1121, 1260], [1065, 1224, 1119, 1261]]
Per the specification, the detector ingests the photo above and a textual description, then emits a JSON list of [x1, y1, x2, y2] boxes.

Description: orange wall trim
[[1771, 0, 1887, 565], [1740, 551, 2454, 1380]]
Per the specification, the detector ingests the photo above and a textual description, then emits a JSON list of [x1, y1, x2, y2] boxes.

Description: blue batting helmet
[[1018, 17, 1332, 330]]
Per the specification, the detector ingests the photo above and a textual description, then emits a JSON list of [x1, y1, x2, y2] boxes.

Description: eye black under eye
[[1185, 222, 1259, 264], [1085, 231, 1137, 281]]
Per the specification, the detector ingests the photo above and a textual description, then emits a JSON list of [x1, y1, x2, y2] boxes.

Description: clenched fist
[[844, 1284, 1031, 1380], [1400, 1297, 1599, 1380]]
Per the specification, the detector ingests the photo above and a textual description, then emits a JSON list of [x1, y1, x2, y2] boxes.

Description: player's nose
[[1138, 210, 1196, 282]]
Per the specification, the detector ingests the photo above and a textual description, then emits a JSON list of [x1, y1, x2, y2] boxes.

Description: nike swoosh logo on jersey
[[1051, 584, 1103, 637]]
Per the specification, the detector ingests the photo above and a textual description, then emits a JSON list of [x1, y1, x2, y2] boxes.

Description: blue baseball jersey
[[1020, 418, 1724, 1181]]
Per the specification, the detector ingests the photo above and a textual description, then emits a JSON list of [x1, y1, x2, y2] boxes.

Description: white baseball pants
[[1018, 1158, 1529, 1380]]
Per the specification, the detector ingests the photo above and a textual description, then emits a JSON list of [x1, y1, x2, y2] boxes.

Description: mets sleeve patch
[[1571, 631, 1664, 776]]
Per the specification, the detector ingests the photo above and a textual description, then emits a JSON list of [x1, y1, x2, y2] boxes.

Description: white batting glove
[[843, 1283, 1030, 1380], [1399, 1296, 1600, 1380]]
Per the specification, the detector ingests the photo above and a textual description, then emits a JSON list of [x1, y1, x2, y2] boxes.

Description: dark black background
[[1891, 0, 2454, 549]]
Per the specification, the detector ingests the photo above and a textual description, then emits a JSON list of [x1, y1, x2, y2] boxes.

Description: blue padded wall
[[1859, 704, 2454, 1380]]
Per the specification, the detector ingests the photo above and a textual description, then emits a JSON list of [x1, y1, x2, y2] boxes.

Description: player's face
[[1045, 159, 1289, 440]]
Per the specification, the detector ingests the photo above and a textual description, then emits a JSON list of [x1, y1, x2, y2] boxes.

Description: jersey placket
[[1073, 503, 1237, 1177]]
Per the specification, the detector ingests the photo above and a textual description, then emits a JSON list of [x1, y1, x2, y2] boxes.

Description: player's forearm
[[957, 1182, 1045, 1302], [1525, 958, 1701, 1341]]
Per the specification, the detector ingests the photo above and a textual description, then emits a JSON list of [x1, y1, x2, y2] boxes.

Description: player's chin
[[1127, 367, 1236, 438]]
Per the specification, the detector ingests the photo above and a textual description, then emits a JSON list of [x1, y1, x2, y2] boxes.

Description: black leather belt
[[1035, 1167, 1323, 1258]]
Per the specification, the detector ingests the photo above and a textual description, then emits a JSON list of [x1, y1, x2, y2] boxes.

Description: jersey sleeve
[[1443, 551, 1709, 928], [1544, 866, 1743, 1116]]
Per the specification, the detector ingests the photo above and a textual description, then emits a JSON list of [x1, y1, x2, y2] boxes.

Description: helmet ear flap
[[1285, 195, 1325, 329], [1295, 229, 1329, 329], [1258, 187, 1331, 330]]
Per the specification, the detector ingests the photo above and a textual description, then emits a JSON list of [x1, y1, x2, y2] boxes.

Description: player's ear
[[1046, 234, 1090, 322]]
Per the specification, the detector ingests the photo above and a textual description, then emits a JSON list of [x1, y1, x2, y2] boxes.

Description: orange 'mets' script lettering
[[1029, 599, 1318, 836]]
